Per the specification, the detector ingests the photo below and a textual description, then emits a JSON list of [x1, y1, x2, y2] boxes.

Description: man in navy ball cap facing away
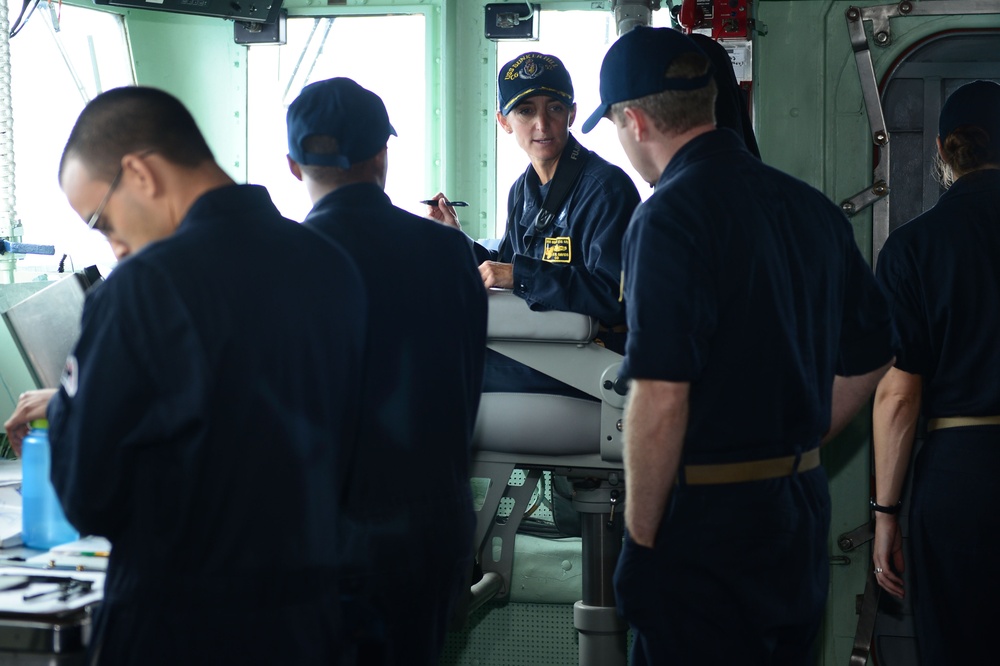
[[428, 52, 640, 399], [287, 77, 487, 666], [287, 77, 398, 171], [585, 27, 895, 665]]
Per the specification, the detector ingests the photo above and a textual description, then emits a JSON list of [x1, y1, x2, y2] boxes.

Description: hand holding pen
[[423, 193, 464, 231], [419, 199, 468, 207]]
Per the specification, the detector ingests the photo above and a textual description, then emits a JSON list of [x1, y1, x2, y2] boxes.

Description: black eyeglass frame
[[86, 166, 124, 231], [86, 150, 156, 231]]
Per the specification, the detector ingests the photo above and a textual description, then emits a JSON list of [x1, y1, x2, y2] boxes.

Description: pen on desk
[[61, 551, 110, 557], [420, 199, 469, 207], [23, 578, 95, 602]]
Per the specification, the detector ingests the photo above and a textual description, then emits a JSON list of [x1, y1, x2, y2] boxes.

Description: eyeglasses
[[86, 150, 155, 231], [87, 165, 124, 230]]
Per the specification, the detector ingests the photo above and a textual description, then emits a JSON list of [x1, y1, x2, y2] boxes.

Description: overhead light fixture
[[485, 3, 539, 41], [613, 0, 659, 35]]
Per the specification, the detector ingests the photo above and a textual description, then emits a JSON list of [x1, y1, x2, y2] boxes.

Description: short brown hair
[[610, 52, 716, 135]]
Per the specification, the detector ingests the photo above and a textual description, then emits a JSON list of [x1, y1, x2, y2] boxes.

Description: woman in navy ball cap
[[872, 80, 1000, 666], [428, 52, 641, 397]]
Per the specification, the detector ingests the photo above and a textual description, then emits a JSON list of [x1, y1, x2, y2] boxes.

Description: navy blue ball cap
[[938, 80, 1000, 150], [582, 26, 712, 134], [498, 52, 574, 116], [287, 77, 397, 168]]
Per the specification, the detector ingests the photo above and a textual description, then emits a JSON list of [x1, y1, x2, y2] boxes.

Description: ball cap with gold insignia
[[582, 26, 713, 134], [287, 77, 397, 168], [938, 80, 1000, 153], [497, 52, 575, 116]]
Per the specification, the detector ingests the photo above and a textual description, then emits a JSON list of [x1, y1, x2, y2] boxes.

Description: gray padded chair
[[469, 290, 628, 666]]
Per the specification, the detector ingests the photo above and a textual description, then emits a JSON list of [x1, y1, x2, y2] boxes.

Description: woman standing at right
[[872, 80, 1000, 665]]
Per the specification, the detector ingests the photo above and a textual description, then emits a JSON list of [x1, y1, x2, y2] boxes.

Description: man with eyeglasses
[[5, 86, 369, 665], [78, 148, 155, 260]]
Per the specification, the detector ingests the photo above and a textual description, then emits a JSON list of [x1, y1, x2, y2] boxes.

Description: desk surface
[[0, 566, 102, 655], [0, 566, 104, 616]]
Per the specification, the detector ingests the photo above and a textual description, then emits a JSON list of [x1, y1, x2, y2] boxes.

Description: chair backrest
[[473, 290, 626, 468]]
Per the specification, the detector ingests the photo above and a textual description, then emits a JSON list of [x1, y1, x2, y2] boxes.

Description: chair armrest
[[487, 289, 597, 342]]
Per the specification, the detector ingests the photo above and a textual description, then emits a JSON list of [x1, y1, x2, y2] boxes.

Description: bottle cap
[[29, 419, 48, 429]]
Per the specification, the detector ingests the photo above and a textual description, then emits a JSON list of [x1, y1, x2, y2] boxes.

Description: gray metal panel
[[0, 284, 52, 417], [0, 603, 95, 655], [2, 275, 89, 390], [877, 32, 1000, 259]]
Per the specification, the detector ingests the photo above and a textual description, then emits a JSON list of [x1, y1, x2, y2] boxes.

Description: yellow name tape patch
[[542, 236, 572, 263]]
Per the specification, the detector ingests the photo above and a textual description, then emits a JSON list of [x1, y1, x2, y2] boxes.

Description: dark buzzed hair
[[59, 86, 215, 183]]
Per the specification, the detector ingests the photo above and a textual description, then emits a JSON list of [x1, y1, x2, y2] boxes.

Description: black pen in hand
[[420, 199, 469, 207]]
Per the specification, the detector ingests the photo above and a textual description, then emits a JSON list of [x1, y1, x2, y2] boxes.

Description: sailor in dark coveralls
[[583, 27, 895, 665], [872, 80, 1000, 666], [6, 86, 369, 665], [286, 77, 488, 666], [428, 52, 640, 397]]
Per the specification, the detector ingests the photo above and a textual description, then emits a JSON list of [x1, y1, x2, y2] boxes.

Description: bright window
[[247, 14, 427, 224], [6, 3, 134, 278]]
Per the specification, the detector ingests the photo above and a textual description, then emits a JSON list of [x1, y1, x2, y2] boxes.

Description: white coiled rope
[[0, 0, 17, 242]]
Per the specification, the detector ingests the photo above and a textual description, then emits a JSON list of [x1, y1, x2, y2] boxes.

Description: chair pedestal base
[[574, 482, 626, 666]]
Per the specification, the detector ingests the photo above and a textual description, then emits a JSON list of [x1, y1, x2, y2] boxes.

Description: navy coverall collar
[[179, 183, 276, 230], [308, 182, 392, 217], [655, 128, 749, 191], [939, 167, 1000, 203]]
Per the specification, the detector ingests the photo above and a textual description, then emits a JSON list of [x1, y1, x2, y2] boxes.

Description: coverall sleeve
[[873, 239, 924, 375], [836, 236, 898, 376], [472, 241, 499, 265], [620, 204, 716, 382], [48, 262, 209, 538]]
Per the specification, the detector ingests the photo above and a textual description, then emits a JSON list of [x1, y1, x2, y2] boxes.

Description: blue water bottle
[[21, 419, 79, 549]]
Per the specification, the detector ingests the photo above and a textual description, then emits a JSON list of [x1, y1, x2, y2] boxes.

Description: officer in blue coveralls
[[872, 80, 1000, 666], [582, 28, 896, 664], [285, 77, 488, 666], [429, 52, 641, 396], [5, 87, 369, 665]]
